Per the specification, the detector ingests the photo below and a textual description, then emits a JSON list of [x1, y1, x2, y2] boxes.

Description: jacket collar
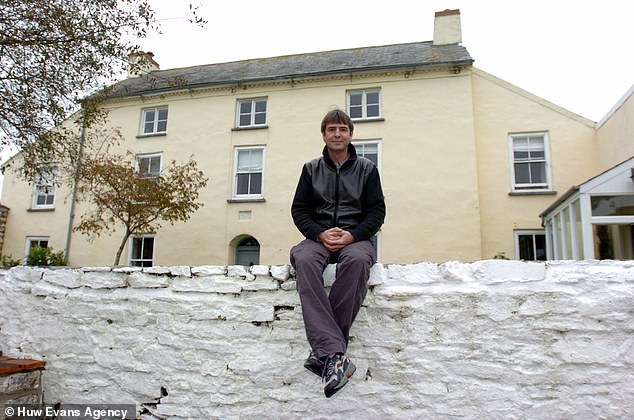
[[322, 144, 357, 170]]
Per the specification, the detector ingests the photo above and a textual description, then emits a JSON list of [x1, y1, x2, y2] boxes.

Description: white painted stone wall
[[0, 260, 633, 419]]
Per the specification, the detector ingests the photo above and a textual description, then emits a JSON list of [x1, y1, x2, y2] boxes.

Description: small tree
[[75, 153, 208, 265], [1, 0, 205, 180]]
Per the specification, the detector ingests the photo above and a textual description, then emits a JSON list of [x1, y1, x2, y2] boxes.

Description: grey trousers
[[290, 239, 376, 359]]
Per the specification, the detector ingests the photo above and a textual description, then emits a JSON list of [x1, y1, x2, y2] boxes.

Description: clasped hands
[[317, 227, 355, 252]]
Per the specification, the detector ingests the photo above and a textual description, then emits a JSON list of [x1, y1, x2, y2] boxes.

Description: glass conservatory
[[540, 157, 634, 260]]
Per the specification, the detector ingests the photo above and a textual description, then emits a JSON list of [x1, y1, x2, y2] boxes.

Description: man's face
[[322, 123, 352, 154]]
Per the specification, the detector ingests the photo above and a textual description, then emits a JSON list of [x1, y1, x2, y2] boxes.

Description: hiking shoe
[[322, 353, 356, 398], [304, 351, 324, 377]]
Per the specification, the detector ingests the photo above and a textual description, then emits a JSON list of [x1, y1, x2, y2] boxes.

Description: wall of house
[[1, 260, 632, 419], [0, 68, 485, 267], [596, 86, 634, 171], [2, 67, 617, 267], [471, 69, 599, 259], [0, 154, 75, 262]]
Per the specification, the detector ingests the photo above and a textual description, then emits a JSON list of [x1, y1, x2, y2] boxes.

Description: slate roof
[[107, 41, 473, 98]]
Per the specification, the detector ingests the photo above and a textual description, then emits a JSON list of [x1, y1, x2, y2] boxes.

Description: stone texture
[[81, 271, 127, 289], [42, 268, 81, 289], [0, 261, 633, 419], [191, 265, 226, 276], [127, 272, 170, 288], [171, 275, 242, 294]]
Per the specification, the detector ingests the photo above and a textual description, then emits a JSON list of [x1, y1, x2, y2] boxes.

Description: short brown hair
[[320, 109, 354, 135]]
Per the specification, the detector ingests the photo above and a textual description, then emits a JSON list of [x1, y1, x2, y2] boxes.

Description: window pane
[[138, 158, 149, 174], [349, 93, 362, 106], [144, 110, 155, 123], [238, 150, 262, 170], [528, 136, 544, 145], [529, 150, 545, 159], [514, 151, 529, 161], [254, 113, 266, 125], [530, 162, 546, 183], [535, 235, 546, 260], [150, 157, 161, 175], [366, 91, 379, 104], [132, 238, 142, 259], [158, 108, 168, 120], [518, 235, 535, 260], [513, 137, 528, 150], [591, 195, 634, 216], [249, 173, 262, 194], [142, 237, 154, 259], [156, 120, 167, 132], [236, 173, 250, 195], [144, 122, 154, 133], [239, 114, 251, 126], [255, 100, 267, 112], [240, 102, 252, 113], [367, 104, 380, 117], [349, 106, 362, 119], [514, 163, 530, 184]]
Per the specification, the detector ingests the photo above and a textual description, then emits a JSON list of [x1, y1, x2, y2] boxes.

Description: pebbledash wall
[[1, 260, 633, 419]]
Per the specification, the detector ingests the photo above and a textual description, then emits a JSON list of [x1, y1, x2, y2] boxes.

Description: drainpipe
[[64, 108, 87, 262]]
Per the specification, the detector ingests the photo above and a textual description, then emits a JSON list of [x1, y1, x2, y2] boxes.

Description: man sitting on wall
[[290, 108, 386, 398]]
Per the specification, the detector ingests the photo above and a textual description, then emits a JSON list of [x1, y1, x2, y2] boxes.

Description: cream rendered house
[[0, 10, 606, 266]]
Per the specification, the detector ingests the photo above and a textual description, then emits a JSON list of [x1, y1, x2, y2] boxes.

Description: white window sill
[[27, 207, 55, 212], [136, 132, 167, 139], [232, 125, 268, 131], [227, 198, 266, 203], [351, 117, 385, 123], [509, 190, 557, 196]]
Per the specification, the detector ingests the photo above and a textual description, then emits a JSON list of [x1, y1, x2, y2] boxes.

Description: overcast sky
[[142, 0, 633, 123], [2, 0, 632, 182]]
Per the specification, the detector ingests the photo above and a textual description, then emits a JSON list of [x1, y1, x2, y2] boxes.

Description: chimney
[[433, 9, 462, 45], [127, 51, 160, 78]]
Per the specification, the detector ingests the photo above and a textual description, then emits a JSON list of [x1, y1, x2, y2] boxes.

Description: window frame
[[235, 98, 268, 128], [136, 153, 163, 177], [32, 166, 57, 209], [128, 234, 155, 267], [347, 88, 382, 121], [140, 106, 168, 136], [233, 146, 265, 200], [25, 236, 49, 261], [508, 132, 552, 192], [514, 230, 547, 261]]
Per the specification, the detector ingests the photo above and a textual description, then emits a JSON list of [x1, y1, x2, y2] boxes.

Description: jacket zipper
[[332, 166, 340, 227]]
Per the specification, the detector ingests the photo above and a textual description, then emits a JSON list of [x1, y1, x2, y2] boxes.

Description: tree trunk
[[114, 231, 131, 266]]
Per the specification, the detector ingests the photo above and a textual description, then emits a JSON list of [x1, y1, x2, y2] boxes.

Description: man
[[290, 109, 386, 398]]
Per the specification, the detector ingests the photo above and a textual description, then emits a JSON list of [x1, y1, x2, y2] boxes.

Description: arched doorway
[[234, 236, 260, 266]]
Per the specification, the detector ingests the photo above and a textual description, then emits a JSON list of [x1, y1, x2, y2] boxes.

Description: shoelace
[[321, 355, 336, 381]]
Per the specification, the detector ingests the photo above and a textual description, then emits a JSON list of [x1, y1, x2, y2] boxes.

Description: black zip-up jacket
[[291, 144, 386, 242]]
